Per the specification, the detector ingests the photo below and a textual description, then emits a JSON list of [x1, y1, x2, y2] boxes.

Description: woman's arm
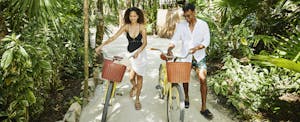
[[95, 24, 127, 54]]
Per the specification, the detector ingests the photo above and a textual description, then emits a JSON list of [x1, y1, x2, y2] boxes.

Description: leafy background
[[0, 0, 299, 121]]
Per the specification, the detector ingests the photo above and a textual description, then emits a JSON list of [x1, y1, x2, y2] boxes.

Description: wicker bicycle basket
[[166, 62, 192, 83], [102, 59, 127, 82]]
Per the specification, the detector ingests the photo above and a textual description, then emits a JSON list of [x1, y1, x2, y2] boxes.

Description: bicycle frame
[[103, 81, 117, 103], [99, 51, 127, 122], [151, 47, 191, 122], [159, 63, 173, 98]]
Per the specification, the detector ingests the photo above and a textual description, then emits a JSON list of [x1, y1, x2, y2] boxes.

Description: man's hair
[[182, 3, 195, 12]]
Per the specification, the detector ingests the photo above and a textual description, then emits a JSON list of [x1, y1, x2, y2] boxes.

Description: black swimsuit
[[127, 32, 143, 53]]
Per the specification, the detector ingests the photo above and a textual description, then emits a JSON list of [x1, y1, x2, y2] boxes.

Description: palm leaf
[[251, 55, 300, 73], [7, 0, 59, 31]]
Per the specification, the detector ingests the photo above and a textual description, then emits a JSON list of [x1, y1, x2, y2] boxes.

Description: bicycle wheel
[[167, 83, 185, 122], [157, 63, 167, 99], [102, 81, 114, 122]]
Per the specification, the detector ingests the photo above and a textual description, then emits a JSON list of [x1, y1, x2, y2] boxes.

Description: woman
[[95, 7, 147, 110]]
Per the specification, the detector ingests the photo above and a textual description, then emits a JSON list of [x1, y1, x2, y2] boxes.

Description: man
[[167, 3, 213, 119]]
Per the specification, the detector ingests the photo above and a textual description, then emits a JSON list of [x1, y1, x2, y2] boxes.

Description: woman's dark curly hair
[[124, 7, 145, 24]]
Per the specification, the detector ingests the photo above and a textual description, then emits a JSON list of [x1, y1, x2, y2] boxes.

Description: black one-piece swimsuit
[[127, 32, 143, 53]]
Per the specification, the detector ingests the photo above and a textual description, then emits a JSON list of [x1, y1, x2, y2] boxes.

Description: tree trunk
[[0, 14, 8, 40], [96, 0, 104, 45], [136, 0, 141, 7], [92, 0, 104, 86], [126, 0, 131, 8], [83, 0, 89, 106]]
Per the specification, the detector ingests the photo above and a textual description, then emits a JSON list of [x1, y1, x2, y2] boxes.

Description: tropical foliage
[[0, 0, 299, 121], [194, 0, 300, 121], [0, 0, 84, 121], [208, 55, 300, 121]]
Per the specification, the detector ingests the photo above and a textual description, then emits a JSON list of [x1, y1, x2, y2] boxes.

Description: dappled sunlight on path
[[80, 32, 236, 122]]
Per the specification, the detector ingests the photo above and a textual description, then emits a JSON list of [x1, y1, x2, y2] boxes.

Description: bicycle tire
[[167, 83, 185, 122], [101, 81, 114, 122], [157, 63, 166, 99]]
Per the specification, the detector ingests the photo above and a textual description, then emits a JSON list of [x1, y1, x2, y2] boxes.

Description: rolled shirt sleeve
[[170, 23, 182, 45], [201, 22, 210, 48]]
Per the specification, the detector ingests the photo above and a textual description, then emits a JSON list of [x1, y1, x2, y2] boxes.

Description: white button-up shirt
[[170, 19, 210, 62]]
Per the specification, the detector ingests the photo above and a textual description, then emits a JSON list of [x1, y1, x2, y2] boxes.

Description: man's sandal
[[200, 109, 213, 119], [135, 101, 142, 110], [184, 100, 190, 108]]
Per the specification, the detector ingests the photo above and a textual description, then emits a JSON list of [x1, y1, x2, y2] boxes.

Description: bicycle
[[99, 52, 127, 122], [150, 48, 192, 122]]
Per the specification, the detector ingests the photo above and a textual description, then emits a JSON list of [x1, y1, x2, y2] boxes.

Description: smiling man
[[167, 3, 213, 119]]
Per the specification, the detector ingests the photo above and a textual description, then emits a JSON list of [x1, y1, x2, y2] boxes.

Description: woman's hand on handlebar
[[95, 46, 103, 55]]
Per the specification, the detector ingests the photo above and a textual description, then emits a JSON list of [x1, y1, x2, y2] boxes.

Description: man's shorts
[[192, 57, 207, 70]]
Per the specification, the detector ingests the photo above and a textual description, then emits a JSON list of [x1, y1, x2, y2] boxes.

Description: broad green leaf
[[21, 100, 29, 107], [26, 91, 36, 104], [1, 48, 14, 69], [240, 37, 248, 45], [5, 41, 16, 49], [0, 36, 12, 42], [8, 101, 17, 111], [277, 49, 287, 56], [251, 55, 300, 73], [15, 34, 21, 40], [39, 60, 51, 70], [0, 111, 8, 117], [19, 46, 29, 58], [25, 60, 32, 68], [214, 83, 220, 95], [293, 52, 300, 62], [9, 111, 17, 118]]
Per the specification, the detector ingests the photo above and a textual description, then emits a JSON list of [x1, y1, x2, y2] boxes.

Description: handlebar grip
[[113, 56, 123, 60], [150, 48, 159, 51]]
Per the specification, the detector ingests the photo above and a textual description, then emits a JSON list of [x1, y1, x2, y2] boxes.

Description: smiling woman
[[95, 6, 148, 111]]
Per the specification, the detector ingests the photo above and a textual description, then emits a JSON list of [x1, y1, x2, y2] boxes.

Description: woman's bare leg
[[135, 74, 143, 110], [129, 69, 137, 97]]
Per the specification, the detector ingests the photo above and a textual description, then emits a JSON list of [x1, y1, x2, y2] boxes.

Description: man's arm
[[167, 43, 175, 56], [190, 44, 205, 54], [201, 22, 210, 48], [190, 22, 210, 54], [168, 23, 181, 55]]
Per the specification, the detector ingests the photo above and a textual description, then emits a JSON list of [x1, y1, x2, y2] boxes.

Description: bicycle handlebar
[[99, 51, 123, 61], [150, 47, 192, 60]]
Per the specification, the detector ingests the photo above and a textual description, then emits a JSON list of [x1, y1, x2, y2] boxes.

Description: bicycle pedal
[[116, 92, 123, 96], [155, 85, 162, 89]]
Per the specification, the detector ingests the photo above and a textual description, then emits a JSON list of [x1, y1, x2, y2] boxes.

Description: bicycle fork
[[103, 81, 117, 105]]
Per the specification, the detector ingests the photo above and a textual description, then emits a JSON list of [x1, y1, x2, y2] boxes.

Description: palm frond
[[7, 0, 59, 31], [251, 55, 300, 73]]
